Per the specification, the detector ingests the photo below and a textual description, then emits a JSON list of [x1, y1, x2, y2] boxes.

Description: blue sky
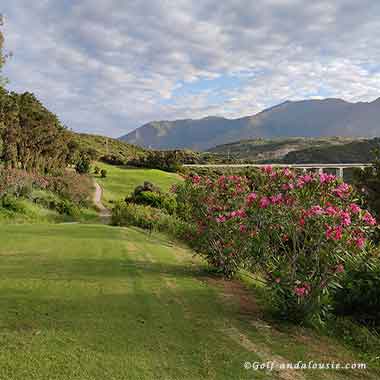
[[1, 0, 380, 137]]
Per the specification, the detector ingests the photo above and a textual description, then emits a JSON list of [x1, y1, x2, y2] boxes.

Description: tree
[[0, 91, 74, 173], [353, 144, 380, 217], [75, 152, 91, 174]]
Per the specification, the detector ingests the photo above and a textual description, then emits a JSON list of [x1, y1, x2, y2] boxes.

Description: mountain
[[120, 98, 380, 150]]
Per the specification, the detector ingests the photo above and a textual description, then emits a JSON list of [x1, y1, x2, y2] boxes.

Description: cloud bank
[[2, 0, 380, 136]]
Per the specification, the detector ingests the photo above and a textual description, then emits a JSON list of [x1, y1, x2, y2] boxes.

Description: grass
[[0, 199, 61, 224], [0, 223, 378, 380], [94, 162, 182, 205]]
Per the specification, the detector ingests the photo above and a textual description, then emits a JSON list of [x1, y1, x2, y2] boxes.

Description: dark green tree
[[353, 144, 380, 217]]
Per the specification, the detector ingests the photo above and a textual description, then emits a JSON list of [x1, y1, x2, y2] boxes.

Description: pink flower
[[349, 203, 361, 214], [340, 211, 351, 226], [297, 174, 313, 188], [282, 168, 293, 178], [325, 206, 338, 216], [246, 192, 257, 204], [281, 182, 295, 191], [332, 183, 351, 199], [362, 211, 376, 226], [335, 264, 345, 273], [319, 173, 336, 184], [216, 215, 227, 223], [239, 224, 247, 233], [295, 287, 306, 297], [294, 284, 311, 297], [261, 165, 273, 174], [309, 205, 324, 216], [191, 175, 201, 184], [326, 225, 343, 240], [354, 237, 366, 249], [259, 196, 271, 208], [236, 209, 247, 218], [275, 277, 281, 283], [269, 193, 283, 204]]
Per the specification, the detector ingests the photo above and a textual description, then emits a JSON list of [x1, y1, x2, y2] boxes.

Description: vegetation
[[209, 137, 360, 163], [72, 133, 146, 165], [282, 138, 380, 164], [125, 181, 177, 215], [0, 91, 73, 172], [0, 223, 378, 379], [94, 162, 181, 206], [174, 168, 377, 324], [354, 150, 380, 218], [0, 166, 96, 222]]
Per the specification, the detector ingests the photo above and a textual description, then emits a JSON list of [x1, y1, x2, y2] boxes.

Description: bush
[[100, 169, 107, 178], [1, 195, 26, 213], [333, 255, 380, 325], [75, 154, 91, 174], [127, 190, 177, 215], [174, 168, 378, 324], [111, 202, 191, 238], [125, 181, 177, 215], [55, 199, 80, 218], [94, 166, 100, 175], [328, 317, 380, 358]]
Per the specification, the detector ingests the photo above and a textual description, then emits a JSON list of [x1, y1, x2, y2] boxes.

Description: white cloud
[[1, 0, 380, 137]]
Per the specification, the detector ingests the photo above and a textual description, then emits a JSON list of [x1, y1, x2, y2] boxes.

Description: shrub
[[333, 254, 380, 325], [100, 169, 107, 178], [127, 190, 177, 215], [94, 166, 100, 175], [1, 195, 26, 213], [75, 154, 91, 174], [174, 168, 377, 324], [55, 199, 80, 218], [111, 202, 191, 238]]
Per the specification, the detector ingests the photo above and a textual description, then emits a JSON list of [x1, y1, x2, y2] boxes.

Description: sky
[[1, 0, 380, 137]]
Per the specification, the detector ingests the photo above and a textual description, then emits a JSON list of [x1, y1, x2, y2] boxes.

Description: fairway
[[0, 224, 377, 380], [95, 163, 182, 205]]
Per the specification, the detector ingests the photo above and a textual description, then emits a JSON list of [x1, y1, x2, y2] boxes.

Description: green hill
[[282, 138, 380, 164], [72, 133, 147, 163], [207, 137, 364, 163]]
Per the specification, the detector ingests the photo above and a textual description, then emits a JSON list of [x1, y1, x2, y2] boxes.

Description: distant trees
[[0, 91, 73, 173]]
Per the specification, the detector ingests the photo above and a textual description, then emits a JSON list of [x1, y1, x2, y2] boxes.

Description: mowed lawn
[[95, 163, 182, 205], [0, 224, 378, 380]]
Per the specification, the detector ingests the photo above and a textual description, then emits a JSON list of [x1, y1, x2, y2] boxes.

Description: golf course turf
[[0, 223, 378, 379]]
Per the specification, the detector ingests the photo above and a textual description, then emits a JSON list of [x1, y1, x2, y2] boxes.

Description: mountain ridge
[[120, 97, 380, 150]]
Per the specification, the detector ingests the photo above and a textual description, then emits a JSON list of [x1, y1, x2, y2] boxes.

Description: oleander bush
[[174, 167, 377, 324]]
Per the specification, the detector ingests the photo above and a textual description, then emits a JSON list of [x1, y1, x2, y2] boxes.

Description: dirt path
[[93, 181, 111, 220]]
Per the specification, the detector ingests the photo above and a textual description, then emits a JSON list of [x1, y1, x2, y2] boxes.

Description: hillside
[[120, 98, 380, 150], [73, 133, 147, 163], [282, 137, 380, 164], [208, 137, 362, 162]]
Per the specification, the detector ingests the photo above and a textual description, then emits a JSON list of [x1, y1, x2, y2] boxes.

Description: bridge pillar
[[336, 167, 344, 178]]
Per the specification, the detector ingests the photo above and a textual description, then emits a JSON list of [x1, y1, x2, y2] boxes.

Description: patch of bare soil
[[203, 276, 262, 317]]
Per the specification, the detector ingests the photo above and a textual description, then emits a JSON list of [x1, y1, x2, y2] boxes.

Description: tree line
[[0, 89, 76, 173]]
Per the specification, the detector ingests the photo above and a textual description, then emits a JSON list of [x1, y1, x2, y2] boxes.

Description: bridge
[[183, 163, 373, 178]]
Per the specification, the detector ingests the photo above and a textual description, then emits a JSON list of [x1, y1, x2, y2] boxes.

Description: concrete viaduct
[[183, 163, 373, 178]]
